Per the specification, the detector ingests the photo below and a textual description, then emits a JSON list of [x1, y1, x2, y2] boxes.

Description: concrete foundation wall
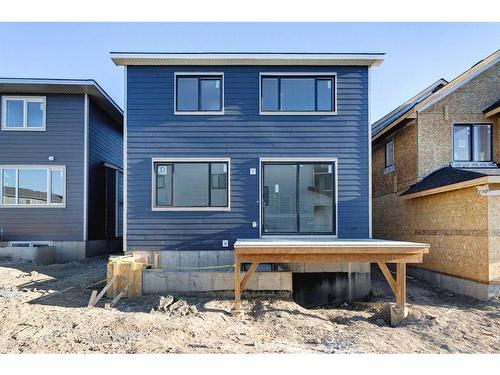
[[136, 250, 371, 299], [0, 239, 121, 264], [143, 270, 292, 294], [408, 265, 500, 300]]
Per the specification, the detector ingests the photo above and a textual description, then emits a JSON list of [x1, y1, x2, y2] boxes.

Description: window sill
[[384, 165, 395, 174], [1, 127, 46, 131], [174, 111, 225, 116], [259, 111, 337, 116], [0, 204, 66, 208], [451, 161, 497, 168], [152, 206, 230, 212]]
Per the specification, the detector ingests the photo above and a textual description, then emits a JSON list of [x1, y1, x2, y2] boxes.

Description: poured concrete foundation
[[408, 265, 500, 300], [0, 239, 122, 264]]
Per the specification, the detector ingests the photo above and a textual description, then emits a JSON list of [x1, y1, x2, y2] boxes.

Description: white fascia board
[[110, 53, 385, 67]]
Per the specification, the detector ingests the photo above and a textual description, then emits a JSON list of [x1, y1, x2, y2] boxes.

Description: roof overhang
[[0, 78, 123, 124], [484, 103, 500, 118], [401, 175, 500, 200], [110, 52, 385, 67]]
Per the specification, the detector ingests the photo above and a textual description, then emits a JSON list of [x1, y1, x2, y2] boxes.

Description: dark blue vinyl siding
[[87, 99, 123, 240], [0, 94, 85, 241], [127, 66, 369, 251]]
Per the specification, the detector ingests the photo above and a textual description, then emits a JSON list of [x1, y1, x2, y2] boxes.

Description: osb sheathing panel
[[372, 124, 418, 198], [373, 186, 491, 283], [417, 62, 500, 178], [488, 185, 500, 281]]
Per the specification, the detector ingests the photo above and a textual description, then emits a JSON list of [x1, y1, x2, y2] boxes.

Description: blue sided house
[[111, 53, 387, 305], [0, 78, 123, 263]]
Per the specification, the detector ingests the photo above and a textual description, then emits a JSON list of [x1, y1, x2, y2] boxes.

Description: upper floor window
[[0, 166, 65, 207], [385, 139, 394, 168], [1, 96, 46, 131], [175, 74, 223, 114], [260, 74, 336, 114], [153, 159, 229, 211], [453, 124, 492, 162]]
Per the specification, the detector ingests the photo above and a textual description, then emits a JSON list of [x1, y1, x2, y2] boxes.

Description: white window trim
[[151, 157, 231, 212], [258, 157, 339, 239], [0, 165, 66, 208], [173, 72, 225, 115], [1, 96, 47, 131], [259, 72, 338, 116]]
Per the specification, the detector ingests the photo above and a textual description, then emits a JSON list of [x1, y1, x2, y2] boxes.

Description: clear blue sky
[[0, 22, 498, 121]]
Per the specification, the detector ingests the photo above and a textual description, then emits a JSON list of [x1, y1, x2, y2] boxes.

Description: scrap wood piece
[[105, 283, 131, 309], [88, 276, 117, 308], [87, 290, 98, 308]]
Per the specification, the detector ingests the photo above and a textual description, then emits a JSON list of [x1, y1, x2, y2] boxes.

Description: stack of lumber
[[88, 252, 159, 308]]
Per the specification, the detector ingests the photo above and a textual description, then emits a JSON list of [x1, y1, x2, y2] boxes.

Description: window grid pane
[[2, 169, 16, 204], [51, 170, 64, 204], [280, 78, 315, 111], [385, 140, 394, 167], [18, 169, 48, 205], [27, 101, 44, 128], [6, 100, 24, 128], [177, 78, 199, 111], [453, 125, 471, 161], [200, 79, 222, 111], [473, 125, 492, 161]]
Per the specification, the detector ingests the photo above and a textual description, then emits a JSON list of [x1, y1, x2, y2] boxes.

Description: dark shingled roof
[[400, 167, 488, 197], [483, 99, 500, 114], [371, 79, 448, 136]]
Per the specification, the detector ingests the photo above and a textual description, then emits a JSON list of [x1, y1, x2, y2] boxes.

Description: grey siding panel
[[127, 66, 369, 251], [87, 100, 123, 240], [0, 94, 85, 241]]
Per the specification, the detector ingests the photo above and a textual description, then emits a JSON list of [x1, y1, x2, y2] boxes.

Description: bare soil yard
[[0, 256, 498, 353]]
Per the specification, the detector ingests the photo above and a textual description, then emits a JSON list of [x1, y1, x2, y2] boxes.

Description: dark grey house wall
[[87, 99, 123, 241], [126, 65, 370, 251], [0, 94, 85, 241]]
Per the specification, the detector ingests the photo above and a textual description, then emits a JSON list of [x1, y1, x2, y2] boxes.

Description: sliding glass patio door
[[262, 162, 336, 235]]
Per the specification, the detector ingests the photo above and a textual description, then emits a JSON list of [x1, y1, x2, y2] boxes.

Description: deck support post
[[233, 260, 241, 315], [391, 262, 408, 327]]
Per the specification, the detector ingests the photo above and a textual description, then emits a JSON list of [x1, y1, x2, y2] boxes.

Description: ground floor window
[[0, 166, 65, 207], [153, 159, 229, 210], [262, 161, 336, 235], [453, 123, 492, 162]]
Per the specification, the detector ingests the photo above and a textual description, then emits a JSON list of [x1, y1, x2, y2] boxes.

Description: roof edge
[[110, 52, 385, 67]]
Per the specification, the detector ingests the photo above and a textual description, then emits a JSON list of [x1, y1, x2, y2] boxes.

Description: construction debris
[[151, 295, 198, 316]]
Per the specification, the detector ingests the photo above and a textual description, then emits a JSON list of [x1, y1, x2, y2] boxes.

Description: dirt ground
[[0, 256, 498, 353]]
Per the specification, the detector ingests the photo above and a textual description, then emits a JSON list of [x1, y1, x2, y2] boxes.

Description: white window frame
[[259, 72, 338, 116], [258, 157, 339, 239], [173, 73, 225, 115], [151, 157, 230, 212], [1, 96, 47, 131], [0, 165, 66, 208]]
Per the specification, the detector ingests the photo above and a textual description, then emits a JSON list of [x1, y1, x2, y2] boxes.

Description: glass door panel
[[298, 164, 334, 233], [262, 164, 297, 233]]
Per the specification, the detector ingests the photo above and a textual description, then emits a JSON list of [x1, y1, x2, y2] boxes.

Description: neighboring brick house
[[371, 49, 500, 300]]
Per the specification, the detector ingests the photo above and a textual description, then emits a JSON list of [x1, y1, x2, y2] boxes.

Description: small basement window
[[153, 159, 229, 210], [1, 96, 46, 130], [453, 124, 492, 162], [175, 74, 223, 114]]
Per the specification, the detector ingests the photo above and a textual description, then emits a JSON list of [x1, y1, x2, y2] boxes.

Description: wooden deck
[[233, 238, 430, 318]]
